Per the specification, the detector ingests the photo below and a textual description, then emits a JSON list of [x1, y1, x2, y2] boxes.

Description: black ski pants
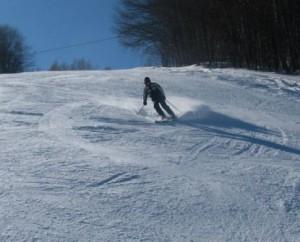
[[153, 99, 176, 118]]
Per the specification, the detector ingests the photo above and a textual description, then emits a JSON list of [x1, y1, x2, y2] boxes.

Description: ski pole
[[136, 105, 144, 115], [167, 100, 180, 112]]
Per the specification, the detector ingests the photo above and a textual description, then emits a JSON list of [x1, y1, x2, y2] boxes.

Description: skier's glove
[[143, 101, 147, 106]]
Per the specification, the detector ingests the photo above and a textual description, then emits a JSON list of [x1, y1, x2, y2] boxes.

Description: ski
[[155, 117, 177, 124]]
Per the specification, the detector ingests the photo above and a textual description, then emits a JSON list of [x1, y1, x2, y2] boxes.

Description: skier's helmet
[[144, 77, 151, 85]]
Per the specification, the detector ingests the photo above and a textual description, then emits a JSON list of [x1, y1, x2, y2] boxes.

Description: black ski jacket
[[143, 82, 166, 103]]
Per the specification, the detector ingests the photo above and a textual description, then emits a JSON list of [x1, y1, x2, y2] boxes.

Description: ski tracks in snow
[[1, 69, 300, 241]]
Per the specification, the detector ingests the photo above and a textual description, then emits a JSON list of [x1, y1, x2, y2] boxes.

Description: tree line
[[0, 25, 32, 73], [49, 58, 94, 71], [116, 0, 300, 73]]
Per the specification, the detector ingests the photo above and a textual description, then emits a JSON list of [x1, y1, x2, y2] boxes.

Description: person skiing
[[143, 77, 176, 120]]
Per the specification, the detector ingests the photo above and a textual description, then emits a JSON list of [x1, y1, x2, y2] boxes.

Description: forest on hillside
[[116, 0, 300, 73]]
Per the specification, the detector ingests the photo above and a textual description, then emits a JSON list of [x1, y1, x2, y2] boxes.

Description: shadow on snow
[[179, 106, 300, 156]]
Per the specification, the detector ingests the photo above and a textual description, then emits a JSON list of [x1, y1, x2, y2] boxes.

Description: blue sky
[[0, 0, 144, 70]]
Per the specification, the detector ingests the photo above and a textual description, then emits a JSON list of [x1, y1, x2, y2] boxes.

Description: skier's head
[[144, 77, 151, 86]]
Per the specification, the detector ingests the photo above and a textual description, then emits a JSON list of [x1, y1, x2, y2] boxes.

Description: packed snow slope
[[0, 66, 300, 241]]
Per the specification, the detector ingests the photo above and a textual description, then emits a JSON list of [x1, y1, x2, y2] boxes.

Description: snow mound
[[178, 104, 273, 137], [179, 105, 212, 122]]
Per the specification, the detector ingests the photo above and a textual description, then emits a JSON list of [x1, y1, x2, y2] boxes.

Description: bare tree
[[70, 58, 93, 70], [115, 0, 300, 73], [49, 58, 94, 71], [0, 25, 33, 73]]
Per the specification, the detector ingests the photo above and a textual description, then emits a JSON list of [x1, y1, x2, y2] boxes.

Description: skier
[[143, 77, 176, 120]]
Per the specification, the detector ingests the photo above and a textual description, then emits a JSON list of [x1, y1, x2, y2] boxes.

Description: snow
[[0, 66, 300, 241]]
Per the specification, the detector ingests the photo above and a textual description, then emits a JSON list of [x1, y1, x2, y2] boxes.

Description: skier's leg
[[160, 100, 176, 118], [154, 101, 166, 118]]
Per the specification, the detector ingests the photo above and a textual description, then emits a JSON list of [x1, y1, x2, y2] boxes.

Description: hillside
[[0, 66, 300, 241]]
